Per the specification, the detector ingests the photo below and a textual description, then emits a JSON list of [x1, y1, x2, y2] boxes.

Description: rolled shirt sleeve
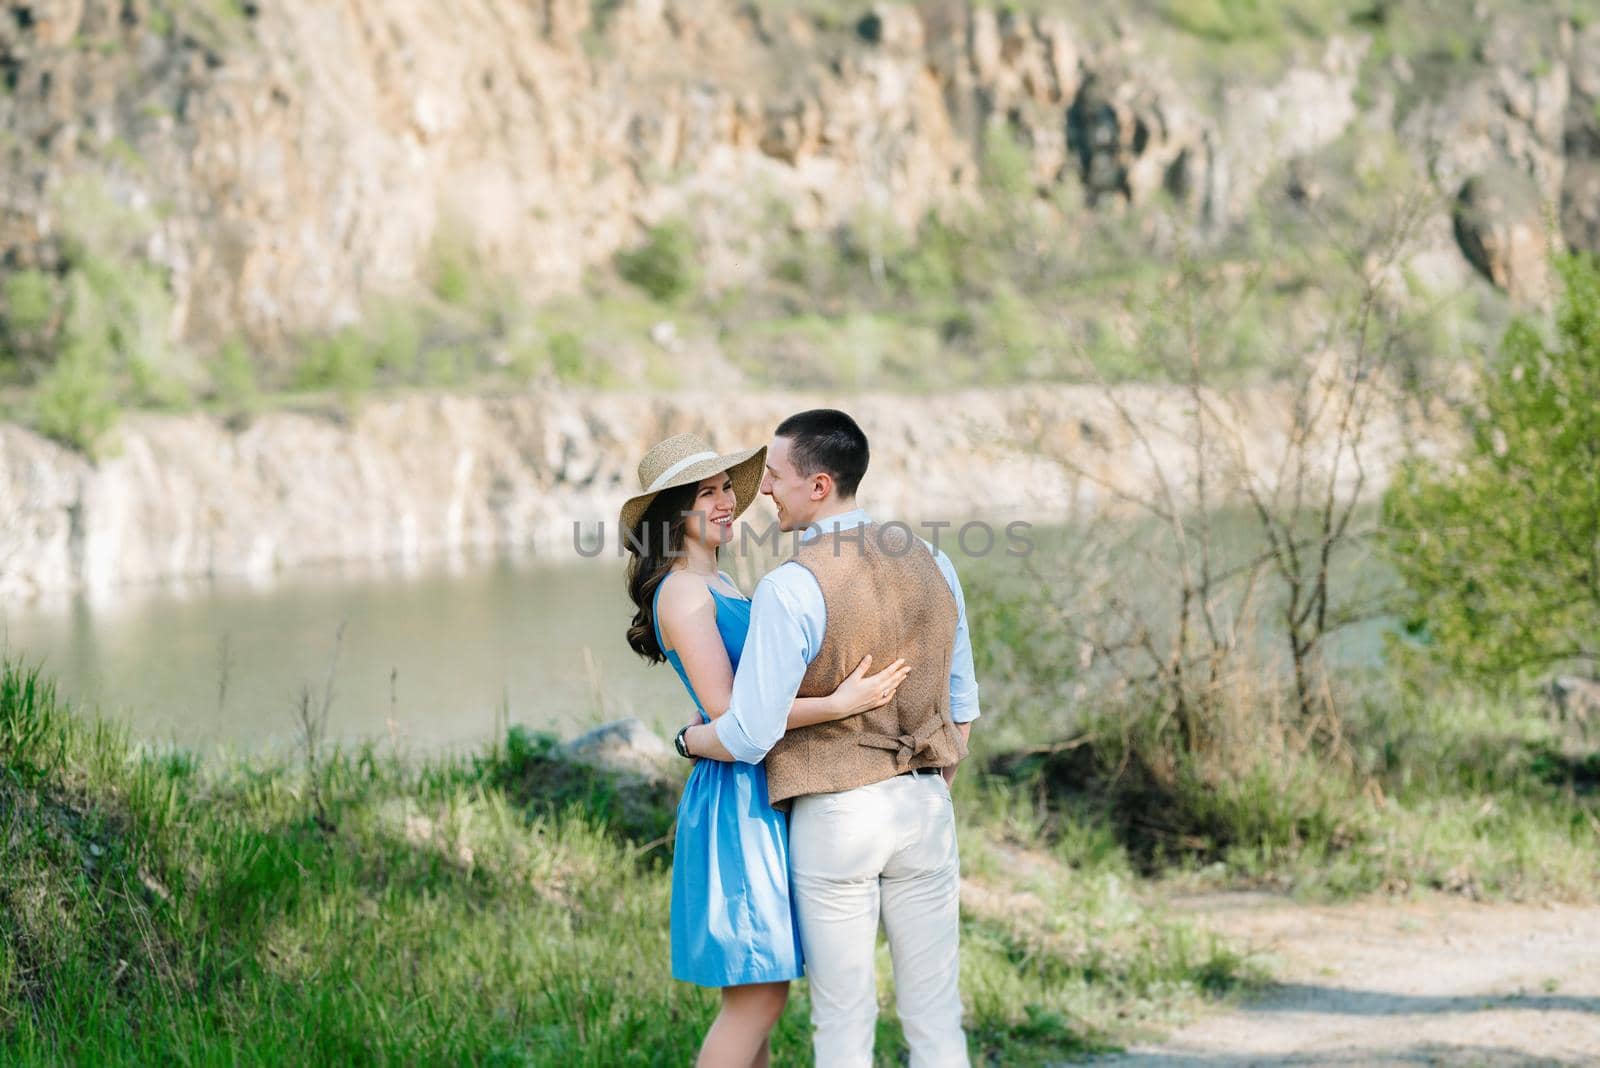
[[932, 545, 983, 724], [712, 563, 826, 764]]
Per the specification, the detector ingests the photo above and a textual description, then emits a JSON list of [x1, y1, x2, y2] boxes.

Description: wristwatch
[[674, 723, 693, 759]]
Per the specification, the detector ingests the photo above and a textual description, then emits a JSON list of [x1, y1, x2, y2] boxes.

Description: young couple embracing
[[622, 409, 980, 1067]]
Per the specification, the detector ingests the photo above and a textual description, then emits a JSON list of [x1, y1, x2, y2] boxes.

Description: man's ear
[[811, 471, 834, 501]]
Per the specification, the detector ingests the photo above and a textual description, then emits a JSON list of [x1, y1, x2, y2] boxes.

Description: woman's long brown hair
[[625, 482, 703, 663]]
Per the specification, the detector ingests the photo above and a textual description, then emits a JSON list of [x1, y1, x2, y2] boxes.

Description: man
[[681, 409, 980, 1068]]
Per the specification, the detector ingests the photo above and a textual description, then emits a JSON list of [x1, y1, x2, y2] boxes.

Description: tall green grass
[[970, 658, 1600, 901], [0, 660, 1251, 1065], [958, 504, 1600, 903]]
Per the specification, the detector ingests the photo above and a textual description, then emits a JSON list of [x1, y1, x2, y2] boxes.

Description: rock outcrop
[[562, 718, 675, 784], [1452, 164, 1552, 303], [0, 0, 1518, 352], [5, 1, 1597, 347], [0, 382, 1433, 597], [1562, 21, 1600, 256]]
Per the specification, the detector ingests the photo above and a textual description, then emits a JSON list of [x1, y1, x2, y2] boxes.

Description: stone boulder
[[1067, 68, 1205, 210], [1561, 160, 1600, 254], [482, 720, 682, 846], [1562, 22, 1600, 255], [561, 717, 676, 783], [1451, 165, 1553, 303], [1546, 676, 1600, 737]]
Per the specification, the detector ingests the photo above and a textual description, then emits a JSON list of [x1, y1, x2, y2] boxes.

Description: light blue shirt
[[714, 507, 982, 764]]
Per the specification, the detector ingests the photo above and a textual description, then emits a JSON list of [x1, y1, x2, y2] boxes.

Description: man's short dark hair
[[775, 409, 869, 499]]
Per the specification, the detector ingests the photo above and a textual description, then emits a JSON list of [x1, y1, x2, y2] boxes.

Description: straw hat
[[619, 433, 767, 533]]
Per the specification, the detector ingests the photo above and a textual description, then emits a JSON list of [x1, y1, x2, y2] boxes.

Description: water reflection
[[0, 511, 1395, 761], [2, 552, 696, 758]]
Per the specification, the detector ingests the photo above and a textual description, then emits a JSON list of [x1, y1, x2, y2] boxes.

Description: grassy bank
[[0, 661, 1253, 1066], [8, 545, 1596, 1065], [979, 686, 1600, 903], [943, 430, 1600, 907], [962, 557, 1600, 904]]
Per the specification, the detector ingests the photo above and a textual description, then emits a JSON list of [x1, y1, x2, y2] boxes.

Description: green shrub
[[4, 269, 56, 337], [367, 302, 424, 377], [33, 351, 120, 456], [23, 178, 193, 429], [1384, 255, 1600, 681], [294, 329, 378, 397], [63, 251, 172, 370], [616, 221, 698, 303], [421, 345, 468, 386], [548, 329, 589, 383], [429, 236, 476, 307], [981, 286, 1044, 383], [2, 269, 58, 378], [891, 217, 965, 305], [980, 123, 1035, 202], [128, 355, 193, 409], [210, 338, 259, 408]]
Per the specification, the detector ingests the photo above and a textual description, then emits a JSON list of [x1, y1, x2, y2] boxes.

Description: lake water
[[0, 513, 1393, 759], [2, 520, 1030, 759], [1, 549, 748, 759]]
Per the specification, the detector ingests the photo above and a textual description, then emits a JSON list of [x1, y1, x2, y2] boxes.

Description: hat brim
[[618, 444, 768, 534]]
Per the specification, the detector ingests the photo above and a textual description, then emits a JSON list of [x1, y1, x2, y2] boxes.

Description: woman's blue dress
[[656, 578, 805, 987]]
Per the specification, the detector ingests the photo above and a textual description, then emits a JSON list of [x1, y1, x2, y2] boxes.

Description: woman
[[622, 433, 910, 1068]]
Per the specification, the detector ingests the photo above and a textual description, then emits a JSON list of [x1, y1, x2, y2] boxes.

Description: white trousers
[[788, 772, 969, 1068]]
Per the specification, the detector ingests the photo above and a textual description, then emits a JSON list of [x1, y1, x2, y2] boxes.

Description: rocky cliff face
[[0, 382, 1431, 597], [4, 0, 1594, 354]]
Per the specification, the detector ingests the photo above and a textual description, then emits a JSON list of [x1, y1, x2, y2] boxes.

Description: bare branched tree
[[1014, 190, 1439, 764]]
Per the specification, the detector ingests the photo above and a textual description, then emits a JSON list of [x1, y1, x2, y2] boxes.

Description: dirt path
[[1089, 893, 1600, 1067]]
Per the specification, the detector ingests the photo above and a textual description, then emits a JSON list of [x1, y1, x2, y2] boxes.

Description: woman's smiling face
[[685, 471, 738, 549]]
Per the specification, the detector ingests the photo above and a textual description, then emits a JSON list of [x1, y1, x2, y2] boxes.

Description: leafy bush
[[2, 269, 58, 381], [980, 286, 1044, 383], [294, 328, 378, 397], [616, 221, 698, 303], [3, 269, 56, 338], [33, 350, 120, 456], [14, 178, 197, 448], [545, 328, 621, 386], [366, 302, 425, 376], [55, 180, 181, 376], [210, 338, 259, 409], [1384, 255, 1600, 681], [547, 329, 586, 381], [128, 354, 193, 409], [979, 122, 1035, 202], [429, 235, 476, 307]]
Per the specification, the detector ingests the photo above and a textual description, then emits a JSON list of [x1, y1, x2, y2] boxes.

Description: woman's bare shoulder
[[655, 571, 714, 642], [657, 569, 714, 604]]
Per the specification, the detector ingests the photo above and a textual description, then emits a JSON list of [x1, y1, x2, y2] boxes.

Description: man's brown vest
[[764, 522, 968, 807]]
